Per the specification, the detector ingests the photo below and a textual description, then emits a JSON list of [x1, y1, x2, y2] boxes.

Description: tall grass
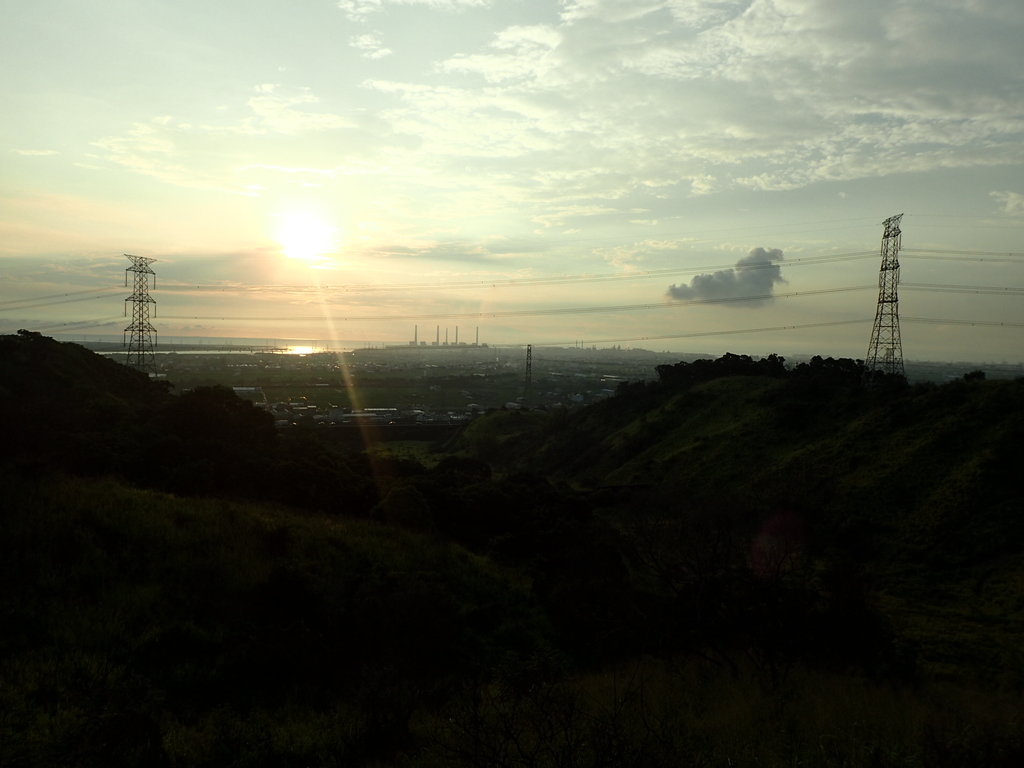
[[424, 657, 1024, 767], [3, 472, 1023, 766], [0, 472, 549, 767]]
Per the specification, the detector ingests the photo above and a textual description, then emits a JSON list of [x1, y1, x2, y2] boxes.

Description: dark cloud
[[667, 247, 785, 307]]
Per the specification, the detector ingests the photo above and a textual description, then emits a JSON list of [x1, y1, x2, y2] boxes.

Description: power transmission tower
[[524, 344, 533, 397], [124, 254, 157, 373], [863, 214, 905, 384]]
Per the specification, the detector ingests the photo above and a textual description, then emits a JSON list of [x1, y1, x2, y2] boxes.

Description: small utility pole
[[524, 344, 533, 397]]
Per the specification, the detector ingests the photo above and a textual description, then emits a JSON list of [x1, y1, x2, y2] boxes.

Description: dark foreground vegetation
[[2, 331, 1023, 766]]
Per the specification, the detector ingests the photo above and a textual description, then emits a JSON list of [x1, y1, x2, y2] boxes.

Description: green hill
[[0, 330, 170, 473], [0, 473, 550, 766], [0, 331, 381, 514], [453, 356, 1024, 684], [4, 339, 1024, 766]]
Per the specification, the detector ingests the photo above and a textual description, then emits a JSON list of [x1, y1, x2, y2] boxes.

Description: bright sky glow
[[275, 213, 341, 265], [2, 0, 1023, 360]]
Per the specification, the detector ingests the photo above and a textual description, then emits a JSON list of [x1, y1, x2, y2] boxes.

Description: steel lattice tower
[[863, 214, 905, 384], [124, 254, 157, 373]]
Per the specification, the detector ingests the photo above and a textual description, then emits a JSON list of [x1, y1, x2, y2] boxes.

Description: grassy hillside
[[4, 338, 1024, 766], [4, 473, 1024, 767], [0, 330, 170, 474], [0, 332, 387, 515], [0, 473, 550, 766], [452, 362, 1024, 685]]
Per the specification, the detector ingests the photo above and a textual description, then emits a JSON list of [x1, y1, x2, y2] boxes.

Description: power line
[[346, 215, 886, 250], [163, 251, 877, 295], [0, 286, 120, 307], [0, 290, 121, 313], [903, 317, 1024, 328], [6, 248, 1020, 311], [19, 317, 123, 333], [20, 315, 1023, 349], [902, 249, 1024, 262], [903, 283, 1024, 296], [516, 320, 873, 348], [903, 220, 1024, 231], [161, 285, 876, 323], [0, 251, 875, 312], [16, 272, 1021, 322], [11, 236, 1024, 349], [905, 248, 1024, 256], [469, 315, 1024, 349]]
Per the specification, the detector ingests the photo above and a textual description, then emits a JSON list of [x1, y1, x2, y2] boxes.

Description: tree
[[374, 484, 435, 533]]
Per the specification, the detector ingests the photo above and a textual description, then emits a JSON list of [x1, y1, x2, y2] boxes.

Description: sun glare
[[275, 212, 339, 263]]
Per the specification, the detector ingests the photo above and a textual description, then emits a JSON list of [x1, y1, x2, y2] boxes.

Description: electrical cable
[[902, 249, 1024, 262], [471, 316, 1024, 348], [0, 286, 121, 307], [161, 285, 876, 323], [10, 248, 1019, 309], [903, 317, 1024, 328], [163, 251, 876, 295], [0, 290, 122, 313], [21, 317, 123, 333], [903, 283, 1024, 295], [511, 320, 873, 348], [12, 238, 1024, 346]]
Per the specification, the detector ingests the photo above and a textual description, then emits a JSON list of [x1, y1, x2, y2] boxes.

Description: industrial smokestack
[[455, 326, 459, 345], [476, 326, 479, 345]]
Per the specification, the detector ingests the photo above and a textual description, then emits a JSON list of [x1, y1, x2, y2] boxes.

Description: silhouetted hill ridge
[[0, 329, 167, 404], [0, 331, 174, 473]]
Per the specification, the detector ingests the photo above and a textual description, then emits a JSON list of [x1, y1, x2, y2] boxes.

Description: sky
[[2, 0, 1024, 361]]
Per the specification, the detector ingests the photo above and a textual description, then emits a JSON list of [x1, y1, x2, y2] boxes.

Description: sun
[[275, 212, 339, 263]]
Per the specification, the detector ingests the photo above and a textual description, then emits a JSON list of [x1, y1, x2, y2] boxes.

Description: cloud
[[595, 237, 685, 269], [92, 118, 252, 194], [364, 80, 561, 158], [530, 204, 621, 229], [245, 86, 356, 134], [89, 86, 384, 194], [338, 0, 491, 22], [667, 247, 785, 306], [66, 1, 1024, 257], [338, 0, 383, 21], [349, 33, 393, 59], [991, 191, 1024, 216], [396, 0, 1024, 199], [559, 0, 673, 24], [439, 25, 562, 83]]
